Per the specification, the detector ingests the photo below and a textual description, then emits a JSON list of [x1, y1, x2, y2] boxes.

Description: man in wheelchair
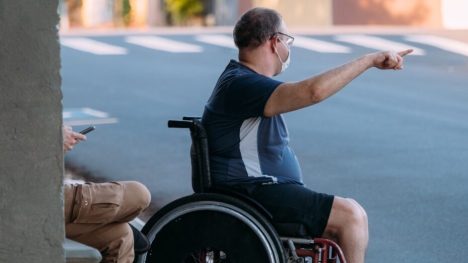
[[201, 8, 412, 263]]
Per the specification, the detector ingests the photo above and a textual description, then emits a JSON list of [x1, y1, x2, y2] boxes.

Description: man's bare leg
[[322, 196, 369, 263]]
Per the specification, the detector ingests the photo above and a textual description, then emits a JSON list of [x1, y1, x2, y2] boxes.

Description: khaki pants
[[64, 181, 151, 263]]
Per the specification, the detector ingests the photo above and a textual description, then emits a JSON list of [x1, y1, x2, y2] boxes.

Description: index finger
[[398, 49, 413, 57]]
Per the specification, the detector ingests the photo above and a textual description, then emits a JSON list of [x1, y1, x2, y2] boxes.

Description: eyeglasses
[[273, 32, 294, 47]]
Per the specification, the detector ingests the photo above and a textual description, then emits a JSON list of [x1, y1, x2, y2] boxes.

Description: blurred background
[[60, 1, 468, 262], [58, 0, 468, 29]]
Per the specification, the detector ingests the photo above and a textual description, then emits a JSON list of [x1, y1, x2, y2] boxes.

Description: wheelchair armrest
[[168, 120, 193, 128]]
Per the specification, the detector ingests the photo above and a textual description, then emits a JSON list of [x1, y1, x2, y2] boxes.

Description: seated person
[[202, 8, 412, 263], [63, 125, 151, 263]]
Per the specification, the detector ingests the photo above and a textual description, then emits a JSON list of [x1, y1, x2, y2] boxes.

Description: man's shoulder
[[223, 60, 256, 77], [217, 61, 260, 90]]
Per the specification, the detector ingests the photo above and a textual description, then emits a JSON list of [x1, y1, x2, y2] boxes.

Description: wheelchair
[[136, 117, 346, 263]]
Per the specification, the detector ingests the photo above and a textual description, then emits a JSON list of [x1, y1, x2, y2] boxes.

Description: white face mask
[[275, 40, 291, 75]]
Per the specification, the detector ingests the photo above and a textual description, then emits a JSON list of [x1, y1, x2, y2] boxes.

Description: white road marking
[[60, 37, 127, 55], [63, 118, 119, 126], [82, 107, 109, 118], [294, 36, 351, 53], [335, 34, 425, 55], [63, 108, 119, 126], [195, 34, 236, 49], [405, 35, 468, 57], [126, 36, 203, 53]]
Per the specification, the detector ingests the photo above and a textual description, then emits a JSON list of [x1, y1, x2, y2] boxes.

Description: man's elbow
[[295, 81, 325, 105], [308, 88, 325, 105]]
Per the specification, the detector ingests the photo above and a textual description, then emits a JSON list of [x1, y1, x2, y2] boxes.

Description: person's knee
[[326, 197, 368, 236], [343, 198, 368, 229], [124, 181, 151, 211]]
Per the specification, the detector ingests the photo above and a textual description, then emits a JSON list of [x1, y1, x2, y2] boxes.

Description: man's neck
[[238, 49, 276, 77]]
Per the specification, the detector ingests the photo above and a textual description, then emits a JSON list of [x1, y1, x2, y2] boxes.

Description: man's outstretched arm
[[264, 49, 413, 117]]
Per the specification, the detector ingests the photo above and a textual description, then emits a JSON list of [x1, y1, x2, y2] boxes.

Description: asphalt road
[[61, 28, 468, 262]]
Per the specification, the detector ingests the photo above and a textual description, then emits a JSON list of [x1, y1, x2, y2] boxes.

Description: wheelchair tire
[[135, 193, 286, 263]]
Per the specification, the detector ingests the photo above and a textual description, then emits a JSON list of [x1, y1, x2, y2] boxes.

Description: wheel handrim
[[140, 200, 280, 263]]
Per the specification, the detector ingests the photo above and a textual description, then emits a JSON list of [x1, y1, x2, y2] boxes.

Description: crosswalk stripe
[[405, 35, 468, 57], [125, 36, 203, 53], [294, 36, 351, 53], [63, 107, 118, 126], [60, 37, 127, 55], [335, 34, 425, 55], [195, 34, 236, 49]]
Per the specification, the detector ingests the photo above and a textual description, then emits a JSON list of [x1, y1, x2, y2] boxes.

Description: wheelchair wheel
[[136, 193, 286, 263]]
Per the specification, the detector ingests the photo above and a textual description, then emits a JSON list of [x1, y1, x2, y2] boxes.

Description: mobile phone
[[79, 126, 95, 135]]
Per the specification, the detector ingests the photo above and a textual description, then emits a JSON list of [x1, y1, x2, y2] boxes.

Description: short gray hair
[[233, 8, 282, 49]]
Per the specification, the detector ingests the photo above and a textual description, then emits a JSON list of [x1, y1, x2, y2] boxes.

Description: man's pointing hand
[[371, 49, 413, 70]]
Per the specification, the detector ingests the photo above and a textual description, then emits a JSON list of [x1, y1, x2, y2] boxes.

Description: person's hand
[[63, 125, 86, 152], [370, 49, 413, 70]]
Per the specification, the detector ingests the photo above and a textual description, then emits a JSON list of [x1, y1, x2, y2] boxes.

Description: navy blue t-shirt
[[202, 60, 303, 186]]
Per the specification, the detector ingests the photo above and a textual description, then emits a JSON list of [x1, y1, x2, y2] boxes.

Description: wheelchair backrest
[[168, 117, 211, 193]]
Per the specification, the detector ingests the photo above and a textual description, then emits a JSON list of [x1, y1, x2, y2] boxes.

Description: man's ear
[[269, 36, 278, 53]]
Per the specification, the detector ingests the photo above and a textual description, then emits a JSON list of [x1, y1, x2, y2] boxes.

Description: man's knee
[[124, 181, 151, 211], [113, 181, 151, 222], [343, 198, 368, 228], [325, 197, 368, 236]]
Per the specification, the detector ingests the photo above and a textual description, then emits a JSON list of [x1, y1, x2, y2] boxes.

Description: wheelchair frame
[[136, 117, 346, 263]]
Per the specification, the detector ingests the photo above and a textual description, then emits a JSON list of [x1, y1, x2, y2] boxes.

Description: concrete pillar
[[0, 0, 64, 262]]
